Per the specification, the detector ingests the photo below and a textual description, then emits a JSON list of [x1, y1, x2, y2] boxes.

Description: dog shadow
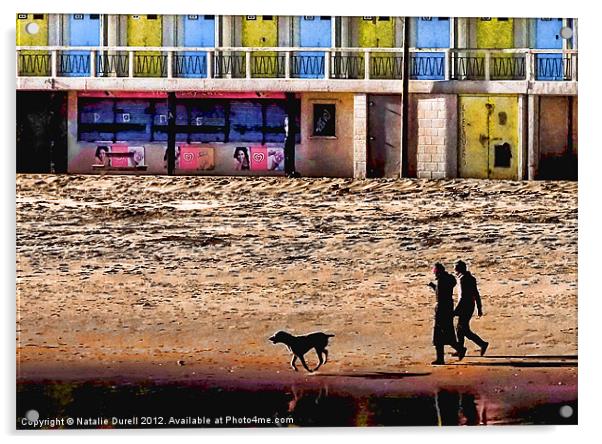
[[316, 371, 431, 379]]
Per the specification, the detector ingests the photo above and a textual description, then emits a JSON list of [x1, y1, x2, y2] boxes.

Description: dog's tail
[[325, 334, 335, 337]]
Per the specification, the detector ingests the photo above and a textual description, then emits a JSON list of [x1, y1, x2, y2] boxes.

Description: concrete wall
[[296, 92, 355, 177]]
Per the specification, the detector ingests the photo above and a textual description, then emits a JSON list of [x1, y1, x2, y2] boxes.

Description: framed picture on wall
[[312, 103, 336, 137]]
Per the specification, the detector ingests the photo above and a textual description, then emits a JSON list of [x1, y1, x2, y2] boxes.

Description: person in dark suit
[[429, 263, 467, 365], [453, 260, 489, 356]]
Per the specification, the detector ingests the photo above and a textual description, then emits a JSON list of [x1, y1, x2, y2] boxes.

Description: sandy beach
[[16, 174, 577, 426]]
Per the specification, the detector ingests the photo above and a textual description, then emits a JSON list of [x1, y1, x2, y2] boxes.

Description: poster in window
[[250, 146, 268, 171], [268, 147, 285, 171], [313, 104, 336, 137], [233, 147, 251, 170], [178, 145, 215, 171]]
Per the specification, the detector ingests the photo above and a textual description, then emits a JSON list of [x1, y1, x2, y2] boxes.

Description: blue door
[[536, 18, 563, 80], [414, 17, 449, 80], [65, 14, 101, 77], [179, 15, 215, 78], [298, 16, 331, 78]]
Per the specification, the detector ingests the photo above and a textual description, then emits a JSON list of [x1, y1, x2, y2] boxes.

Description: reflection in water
[[17, 382, 576, 428], [434, 391, 484, 426]]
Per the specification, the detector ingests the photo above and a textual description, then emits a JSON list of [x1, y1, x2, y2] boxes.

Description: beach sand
[[16, 174, 578, 425]]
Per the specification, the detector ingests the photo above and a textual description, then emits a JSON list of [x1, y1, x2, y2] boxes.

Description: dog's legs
[[290, 355, 298, 371], [323, 348, 329, 364], [298, 354, 313, 373], [314, 348, 325, 371]]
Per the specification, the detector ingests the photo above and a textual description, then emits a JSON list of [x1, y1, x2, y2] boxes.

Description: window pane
[[264, 102, 287, 143], [78, 98, 114, 141], [114, 100, 152, 141], [189, 100, 227, 142], [229, 101, 263, 142], [153, 102, 187, 142]]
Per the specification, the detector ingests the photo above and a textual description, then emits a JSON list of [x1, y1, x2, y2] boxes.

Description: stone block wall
[[415, 95, 457, 179], [353, 93, 367, 179]]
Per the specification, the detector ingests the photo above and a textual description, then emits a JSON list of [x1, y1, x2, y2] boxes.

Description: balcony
[[16, 46, 577, 95]]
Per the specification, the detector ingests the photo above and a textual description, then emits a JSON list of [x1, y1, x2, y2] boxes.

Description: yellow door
[[458, 96, 518, 179], [476, 18, 513, 48], [358, 17, 395, 48], [358, 17, 395, 78], [458, 96, 489, 179], [242, 16, 278, 77], [488, 96, 518, 179], [16, 13, 49, 76], [127, 15, 163, 77], [476, 18, 514, 79]]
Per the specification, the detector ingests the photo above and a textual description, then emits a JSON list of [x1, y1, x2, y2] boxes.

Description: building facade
[[16, 14, 578, 180]]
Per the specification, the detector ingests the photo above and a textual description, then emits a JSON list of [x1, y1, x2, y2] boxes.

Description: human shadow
[[460, 361, 577, 368], [480, 354, 577, 360]]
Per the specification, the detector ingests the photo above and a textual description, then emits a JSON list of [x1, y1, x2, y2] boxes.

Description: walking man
[[454, 260, 489, 356], [429, 263, 467, 365]]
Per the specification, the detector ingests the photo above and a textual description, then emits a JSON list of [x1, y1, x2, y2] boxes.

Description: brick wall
[[416, 96, 457, 179], [353, 93, 367, 179]]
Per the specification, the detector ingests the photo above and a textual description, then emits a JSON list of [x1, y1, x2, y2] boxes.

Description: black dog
[[269, 331, 334, 372]]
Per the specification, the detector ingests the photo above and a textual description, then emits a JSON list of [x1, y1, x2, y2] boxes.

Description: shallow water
[[17, 380, 577, 428]]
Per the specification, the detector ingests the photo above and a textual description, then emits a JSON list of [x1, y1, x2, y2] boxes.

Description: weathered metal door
[[458, 96, 518, 179], [359, 17, 394, 47], [181, 15, 215, 78], [536, 18, 563, 80], [298, 16, 331, 78], [242, 16, 278, 77], [476, 18, 513, 48], [66, 14, 101, 77], [414, 17, 449, 80], [367, 95, 402, 178], [127, 15, 163, 77], [16, 13, 49, 76]]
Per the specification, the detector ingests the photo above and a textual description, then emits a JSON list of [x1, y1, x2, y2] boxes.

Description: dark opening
[[378, 17, 390, 21], [494, 143, 512, 168], [262, 16, 273, 21], [90, 14, 100, 20], [33, 14, 44, 20], [17, 92, 68, 173], [147, 15, 158, 20], [204, 15, 215, 20]]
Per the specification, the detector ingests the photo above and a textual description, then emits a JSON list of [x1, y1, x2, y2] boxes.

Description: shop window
[[189, 100, 227, 143], [312, 103, 336, 137], [78, 99, 115, 141], [264, 102, 287, 143], [78, 98, 153, 142], [229, 101, 264, 142]]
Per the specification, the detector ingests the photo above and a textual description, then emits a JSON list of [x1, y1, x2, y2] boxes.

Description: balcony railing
[[16, 46, 577, 82]]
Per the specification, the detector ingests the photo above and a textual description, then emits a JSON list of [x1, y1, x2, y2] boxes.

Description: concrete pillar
[[518, 94, 528, 180], [353, 93, 367, 179], [107, 14, 119, 46], [527, 94, 540, 180]]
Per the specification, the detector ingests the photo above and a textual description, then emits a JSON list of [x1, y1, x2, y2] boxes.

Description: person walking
[[429, 263, 467, 365], [453, 260, 489, 356]]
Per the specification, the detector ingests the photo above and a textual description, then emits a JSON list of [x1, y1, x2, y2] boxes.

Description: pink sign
[[110, 144, 129, 168], [176, 91, 289, 99], [179, 145, 199, 170], [178, 145, 215, 171], [250, 146, 268, 171]]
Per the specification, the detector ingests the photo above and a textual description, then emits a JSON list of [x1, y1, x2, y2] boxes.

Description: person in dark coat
[[428, 263, 467, 365], [453, 260, 489, 356]]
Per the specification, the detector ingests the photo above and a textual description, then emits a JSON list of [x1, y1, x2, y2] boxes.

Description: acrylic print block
[[16, 10, 578, 430]]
